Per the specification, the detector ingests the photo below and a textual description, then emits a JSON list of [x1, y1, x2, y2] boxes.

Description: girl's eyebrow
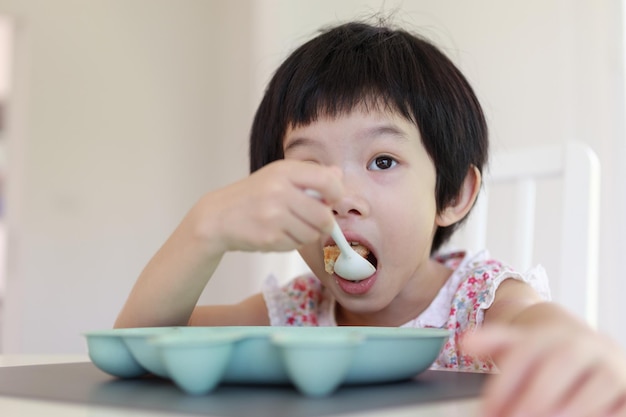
[[284, 123, 409, 153], [362, 125, 408, 141]]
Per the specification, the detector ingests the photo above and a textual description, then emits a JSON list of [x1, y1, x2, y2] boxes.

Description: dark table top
[[0, 361, 487, 417]]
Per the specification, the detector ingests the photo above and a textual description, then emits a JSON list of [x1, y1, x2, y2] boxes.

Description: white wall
[[0, 0, 623, 353], [0, 0, 264, 353]]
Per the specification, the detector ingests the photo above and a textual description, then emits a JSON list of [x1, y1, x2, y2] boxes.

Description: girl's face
[[283, 107, 451, 325]]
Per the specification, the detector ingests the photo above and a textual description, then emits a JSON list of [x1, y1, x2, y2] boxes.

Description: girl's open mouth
[[365, 250, 378, 269], [323, 242, 378, 276], [323, 242, 379, 295]]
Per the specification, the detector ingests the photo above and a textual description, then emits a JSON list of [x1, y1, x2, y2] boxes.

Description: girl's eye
[[368, 156, 397, 171]]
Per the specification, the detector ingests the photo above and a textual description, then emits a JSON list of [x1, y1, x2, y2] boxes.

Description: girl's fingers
[[219, 162, 343, 252], [289, 163, 344, 205], [290, 187, 336, 234], [285, 204, 336, 247], [462, 325, 518, 357], [608, 395, 626, 417], [464, 326, 536, 416], [556, 366, 626, 417], [479, 330, 554, 417], [504, 337, 600, 417], [266, 159, 344, 207], [465, 326, 579, 417], [465, 326, 626, 417]]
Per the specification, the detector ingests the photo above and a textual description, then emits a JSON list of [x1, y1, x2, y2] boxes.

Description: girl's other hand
[[464, 324, 626, 417], [194, 159, 344, 254]]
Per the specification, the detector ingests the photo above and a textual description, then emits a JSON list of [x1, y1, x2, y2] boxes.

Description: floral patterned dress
[[262, 250, 551, 372]]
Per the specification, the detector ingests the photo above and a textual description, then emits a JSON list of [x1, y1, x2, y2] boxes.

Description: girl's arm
[[466, 279, 626, 417], [114, 192, 228, 328], [114, 160, 343, 329]]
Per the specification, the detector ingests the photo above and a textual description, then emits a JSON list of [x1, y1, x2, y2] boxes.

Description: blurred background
[[0, 0, 623, 353]]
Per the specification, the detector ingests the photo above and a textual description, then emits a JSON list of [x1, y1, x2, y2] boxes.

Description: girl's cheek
[[298, 245, 323, 270]]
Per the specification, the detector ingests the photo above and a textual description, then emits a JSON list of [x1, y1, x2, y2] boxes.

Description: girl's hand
[[464, 324, 626, 417], [114, 159, 343, 329], [195, 159, 343, 254]]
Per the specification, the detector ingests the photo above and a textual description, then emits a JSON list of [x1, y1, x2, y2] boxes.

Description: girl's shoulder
[[434, 250, 547, 297], [431, 249, 550, 333], [444, 250, 550, 301], [448, 251, 511, 291], [405, 251, 520, 329], [435, 250, 508, 279]]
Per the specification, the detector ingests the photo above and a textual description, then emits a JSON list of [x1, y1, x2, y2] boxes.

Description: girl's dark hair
[[249, 21, 488, 252]]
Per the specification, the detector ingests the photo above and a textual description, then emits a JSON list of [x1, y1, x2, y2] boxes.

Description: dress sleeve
[[262, 274, 288, 326], [261, 274, 325, 326], [435, 256, 551, 372], [473, 263, 551, 326]]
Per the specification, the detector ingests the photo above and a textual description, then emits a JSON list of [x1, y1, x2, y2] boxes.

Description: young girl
[[115, 21, 626, 417]]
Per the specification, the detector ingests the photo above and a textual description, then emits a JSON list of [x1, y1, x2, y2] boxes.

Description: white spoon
[[305, 189, 376, 281]]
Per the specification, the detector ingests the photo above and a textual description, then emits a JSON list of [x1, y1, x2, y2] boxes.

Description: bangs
[[279, 25, 420, 129]]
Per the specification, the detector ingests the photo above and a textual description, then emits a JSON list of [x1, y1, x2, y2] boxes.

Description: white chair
[[444, 142, 601, 327]]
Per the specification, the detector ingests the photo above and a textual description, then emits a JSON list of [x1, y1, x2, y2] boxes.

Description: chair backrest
[[442, 142, 601, 326]]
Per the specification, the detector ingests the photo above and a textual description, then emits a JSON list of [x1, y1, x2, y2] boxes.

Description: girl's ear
[[436, 165, 482, 227]]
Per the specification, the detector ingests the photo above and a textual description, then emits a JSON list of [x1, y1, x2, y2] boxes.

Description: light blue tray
[[84, 326, 449, 397]]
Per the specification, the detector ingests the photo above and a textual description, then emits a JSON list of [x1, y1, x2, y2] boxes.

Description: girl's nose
[[332, 189, 369, 218]]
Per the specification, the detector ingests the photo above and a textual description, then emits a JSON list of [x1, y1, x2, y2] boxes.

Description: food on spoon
[[324, 244, 370, 275]]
